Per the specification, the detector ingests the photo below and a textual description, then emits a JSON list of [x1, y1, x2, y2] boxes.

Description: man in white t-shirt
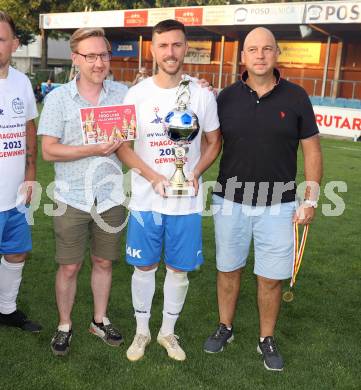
[[0, 11, 41, 332], [117, 19, 221, 361]]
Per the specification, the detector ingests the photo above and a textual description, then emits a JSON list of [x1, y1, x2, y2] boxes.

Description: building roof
[[39, 1, 361, 43]]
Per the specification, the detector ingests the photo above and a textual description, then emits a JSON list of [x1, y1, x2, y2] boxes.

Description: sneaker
[[203, 323, 234, 353], [126, 333, 151, 361], [89, 317, 123, 346], [157, 331, 186, 361], [0, 310, 42, 333], [257, 336, 284, 371], [51, 327, 72, 356]]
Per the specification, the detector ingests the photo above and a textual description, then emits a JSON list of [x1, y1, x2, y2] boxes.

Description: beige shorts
[[53, 203, 126, 264]]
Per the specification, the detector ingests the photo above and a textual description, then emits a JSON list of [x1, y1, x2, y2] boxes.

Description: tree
[[0, 0, 71, 69], [0, 0, 70, 45], [154, 0, 229, 6]]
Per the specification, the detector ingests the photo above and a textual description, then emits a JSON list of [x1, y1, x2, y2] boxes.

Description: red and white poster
[[175, 8, 203, 26], [124, 10, 148, 27], [80, 104, 137, 145], [313, 105, 361, 138]]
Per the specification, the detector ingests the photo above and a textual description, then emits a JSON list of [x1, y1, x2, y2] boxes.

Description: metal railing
[[28, 67, 72, 86], [286, 77, 361, 99], [27, 65, 361, 100], [111, 66, 243, 89]]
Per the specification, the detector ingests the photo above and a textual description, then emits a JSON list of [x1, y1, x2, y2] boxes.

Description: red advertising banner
[[124, 10, 148, 27], [175, 8, 203, 26], [80, 104, 137, 144]]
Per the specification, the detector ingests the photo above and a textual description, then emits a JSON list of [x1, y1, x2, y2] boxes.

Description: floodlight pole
[[231, 40, 241, 83], [331, 40, 344, 98], [138, 35, 143, 71], [40, 27, 48, 70], [218, 35, 225, 90], [321, 35, 331, 98]]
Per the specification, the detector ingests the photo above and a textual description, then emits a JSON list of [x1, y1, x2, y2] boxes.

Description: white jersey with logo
[[124, 76, 220, 215], [0, 67, 38, 211]]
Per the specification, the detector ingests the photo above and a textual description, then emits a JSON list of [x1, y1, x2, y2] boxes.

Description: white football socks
[[0, 256, 24, 314], [160, 268, 189, 336], [131, 266, 157, 336]]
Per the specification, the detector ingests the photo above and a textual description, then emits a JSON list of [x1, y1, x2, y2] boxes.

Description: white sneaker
[[126, 333, 151, 361], [157, 332, 186, 361]]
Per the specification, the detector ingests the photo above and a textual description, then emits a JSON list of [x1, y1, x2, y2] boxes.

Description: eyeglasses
[[76, 52, 112, 63]]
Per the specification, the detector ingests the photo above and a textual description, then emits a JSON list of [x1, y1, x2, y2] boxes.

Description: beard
[[157, 56, 183, 76]]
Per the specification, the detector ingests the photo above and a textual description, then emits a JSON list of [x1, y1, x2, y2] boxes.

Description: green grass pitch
[[0, 137, 360, 389]]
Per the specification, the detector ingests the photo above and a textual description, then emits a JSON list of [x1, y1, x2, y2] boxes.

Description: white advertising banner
[[40, 1, 361, 29], [313, 105, 361, 138], [41, 11, 124, 29], [203, 6, 236, 25], [148, 8, 175, 25], [233, 3, 304, 25], [305, 1, 361, 24]]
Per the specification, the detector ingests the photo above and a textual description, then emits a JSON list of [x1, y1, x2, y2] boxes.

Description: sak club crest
[[12, 97, 25, 114]]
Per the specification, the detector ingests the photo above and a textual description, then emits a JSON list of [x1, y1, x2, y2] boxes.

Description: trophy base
[[165, 185, 195, 197]]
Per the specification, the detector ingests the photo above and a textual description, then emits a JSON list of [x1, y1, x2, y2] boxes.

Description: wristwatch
[[304, 199, 318, 208]]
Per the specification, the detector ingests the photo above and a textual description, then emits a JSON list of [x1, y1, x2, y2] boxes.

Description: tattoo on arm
[[26, 144, 33, 168], [25, 120, 37, 179]]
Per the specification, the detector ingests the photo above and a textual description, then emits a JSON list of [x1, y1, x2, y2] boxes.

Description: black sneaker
[[257, 336, 284, 371], [51, 328, 72, 356], [203, 323, 234, 353], [0, 310, 42, 333], [89, 317, 123, 346]]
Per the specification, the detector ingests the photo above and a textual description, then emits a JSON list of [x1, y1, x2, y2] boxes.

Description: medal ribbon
[[290, 222, 309, 288]]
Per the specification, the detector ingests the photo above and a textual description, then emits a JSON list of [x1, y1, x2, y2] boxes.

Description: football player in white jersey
[[0, 11, 41, 332], [117, 19, 221, 361]]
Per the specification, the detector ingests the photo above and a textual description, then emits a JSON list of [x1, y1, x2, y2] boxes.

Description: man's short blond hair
[[70, 28, 111, 52]]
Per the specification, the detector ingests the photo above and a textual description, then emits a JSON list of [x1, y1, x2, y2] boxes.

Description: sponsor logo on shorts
[[126, 245, 142, 259], [12, 98, 24, 114]]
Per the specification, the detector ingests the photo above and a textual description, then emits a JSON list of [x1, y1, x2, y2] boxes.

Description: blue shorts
[[126, 211, 203, 272], [0, 208, 32, 254], [213, 195, 295, 280]]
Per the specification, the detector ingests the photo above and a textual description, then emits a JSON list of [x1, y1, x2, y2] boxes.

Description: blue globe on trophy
[[164, 108, 199, 143], [163, 78, 200, 197]]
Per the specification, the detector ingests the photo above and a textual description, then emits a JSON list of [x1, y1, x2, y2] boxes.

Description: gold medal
[[284, 223, 310, 303], [283, 290, 294, 303]]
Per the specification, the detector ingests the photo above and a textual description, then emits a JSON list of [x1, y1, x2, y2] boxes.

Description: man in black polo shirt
[[204, 27, 323, 371]]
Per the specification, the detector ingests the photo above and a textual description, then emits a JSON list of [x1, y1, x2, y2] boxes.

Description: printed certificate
[[80, 104, 137, 144]]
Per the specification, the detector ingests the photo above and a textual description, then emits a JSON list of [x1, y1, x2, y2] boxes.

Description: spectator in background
[[132, 66, 148, 85], [34, 84, 43, 103], [44, 79, 54, 96]]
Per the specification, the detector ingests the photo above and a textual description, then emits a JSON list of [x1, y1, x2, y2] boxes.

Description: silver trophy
[[163, 77, 200, 197]]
